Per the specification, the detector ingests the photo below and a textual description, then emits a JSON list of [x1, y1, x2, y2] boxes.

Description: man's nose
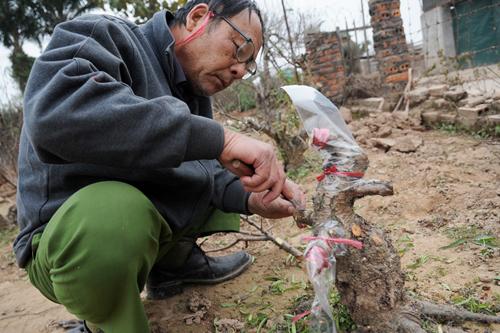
[[230, 62, 247, 79]]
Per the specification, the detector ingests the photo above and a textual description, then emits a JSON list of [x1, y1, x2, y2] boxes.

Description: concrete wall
[[421, 5, 456, 69]]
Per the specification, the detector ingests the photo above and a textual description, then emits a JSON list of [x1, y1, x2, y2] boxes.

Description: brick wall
[[369, 0, 410, 93], [305, 32, 346, 103]]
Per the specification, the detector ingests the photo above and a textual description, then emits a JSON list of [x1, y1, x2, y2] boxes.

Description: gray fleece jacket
[[14, 11, 249, 268]]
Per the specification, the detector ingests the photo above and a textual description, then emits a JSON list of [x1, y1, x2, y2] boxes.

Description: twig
[[241, 216, 303, 258], [203, 236, 268, 253]]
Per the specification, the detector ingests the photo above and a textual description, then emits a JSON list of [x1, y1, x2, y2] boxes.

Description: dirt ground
[[0, 120, 499, 332]]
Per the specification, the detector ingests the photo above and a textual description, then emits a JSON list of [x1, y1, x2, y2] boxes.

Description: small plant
[[397, 235, 414, 256], [440, 226, 499, 251], [406, 255, 430, 270]]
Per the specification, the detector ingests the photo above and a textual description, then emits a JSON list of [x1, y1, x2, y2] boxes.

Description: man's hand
[[247, 179, 305, 219], [219, 128, 287, 204]]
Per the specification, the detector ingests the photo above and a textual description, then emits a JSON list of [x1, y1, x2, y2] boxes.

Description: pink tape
[[312, 128, 330, 148], [302, 236, 363, 249], [176, 11, 215, 47]]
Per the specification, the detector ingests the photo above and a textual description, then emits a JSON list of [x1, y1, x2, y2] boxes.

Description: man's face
[[177, 9, 263, 96]]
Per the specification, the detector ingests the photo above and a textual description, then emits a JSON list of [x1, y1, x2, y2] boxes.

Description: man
[[15, 0, 305, 332]]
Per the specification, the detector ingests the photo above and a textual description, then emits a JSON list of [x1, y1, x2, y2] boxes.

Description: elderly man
[[15, 0, 304, 332]]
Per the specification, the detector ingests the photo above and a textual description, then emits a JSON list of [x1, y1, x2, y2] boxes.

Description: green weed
[[406, 255, 430, 270]]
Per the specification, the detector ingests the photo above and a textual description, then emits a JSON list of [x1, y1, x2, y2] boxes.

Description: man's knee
[[67, 181, 164, 247]]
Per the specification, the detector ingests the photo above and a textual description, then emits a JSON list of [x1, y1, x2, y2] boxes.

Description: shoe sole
[[147, 254, 253, 300]]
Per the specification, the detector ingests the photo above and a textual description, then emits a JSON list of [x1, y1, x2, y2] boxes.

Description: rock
[[494, 90, 500, 100], [439, 113, 457, 125], [479, 276, 493, 283], [428, 84, 449, 97], [369, 138, 395, 151], [377, 126, 392, 138], [431, 98, 455, 111], [490, 100, 500, 112], [482, 114, 500, 126], [214, 319, 245, 332], [444, 89, 467, 102], [407, 88, 430, 106], [393, 136, 423, 153], [422, 111, 440, 126], [340, 106, 353, 124], [458, 105, 489, 118], [358, 97, 384, 110], [465, 96, 487, 107], [353, 127, 371, 143]]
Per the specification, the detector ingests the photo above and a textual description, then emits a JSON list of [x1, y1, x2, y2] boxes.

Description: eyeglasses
[[219, 16, 257, 79]]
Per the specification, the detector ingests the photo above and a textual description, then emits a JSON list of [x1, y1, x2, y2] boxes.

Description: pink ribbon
[[312, 128, 330, 148], [302, 236, 363, 249]]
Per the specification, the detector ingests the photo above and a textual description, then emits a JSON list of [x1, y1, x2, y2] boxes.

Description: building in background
[[421, 0, 499, 69]]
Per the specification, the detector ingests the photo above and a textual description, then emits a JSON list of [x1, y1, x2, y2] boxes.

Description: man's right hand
[[218, 128, 289, 204]]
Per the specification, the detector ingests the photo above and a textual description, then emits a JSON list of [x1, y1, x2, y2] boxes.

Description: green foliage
[[452, 295, 498, 315], [108, 0, 187, 23], [436, 123, 499, 139], [406, 255, 430, 270], [9, 50, 35, 92], [441, 225, 499, 251], [213, 80, 257, 113]]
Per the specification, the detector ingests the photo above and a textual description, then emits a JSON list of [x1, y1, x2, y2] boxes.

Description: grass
[[286, 150, 322, 182], [440, 225, 499, 251], [436, 123, 500, 139], [406, 255, 431, 270], [397, 235, 414, 256], [272, 289, 356, 333]]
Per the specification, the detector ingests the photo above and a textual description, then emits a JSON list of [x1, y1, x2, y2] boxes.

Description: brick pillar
[[369, 0, 410, 93], [305, 32, 346, 103]]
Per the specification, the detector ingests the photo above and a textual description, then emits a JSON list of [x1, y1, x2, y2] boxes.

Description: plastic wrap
[[282, 85, 364, 332], [281, 85, 365, 195]]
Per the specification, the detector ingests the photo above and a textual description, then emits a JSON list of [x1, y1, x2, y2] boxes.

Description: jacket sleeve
[[211, 161, 251, 214], [23, 15, 224, 169]]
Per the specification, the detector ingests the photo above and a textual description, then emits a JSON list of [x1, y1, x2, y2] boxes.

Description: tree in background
[[109, 0, 187, 23], [0, 0, 42, 92], [0, 0, 186, 93]]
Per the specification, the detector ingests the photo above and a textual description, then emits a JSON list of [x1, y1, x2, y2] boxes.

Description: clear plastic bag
[[282, 85, 364, 332], [281, 85, 365, 195]]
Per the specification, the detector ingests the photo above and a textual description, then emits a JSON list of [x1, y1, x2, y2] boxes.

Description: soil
[[0, 121, 499, 332]]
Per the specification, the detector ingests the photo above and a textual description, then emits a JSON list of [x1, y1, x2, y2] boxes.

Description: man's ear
[[185, 4, 210, 32]]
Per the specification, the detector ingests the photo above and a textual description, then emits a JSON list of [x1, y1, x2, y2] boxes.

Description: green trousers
[[25, 181, 240, 333]]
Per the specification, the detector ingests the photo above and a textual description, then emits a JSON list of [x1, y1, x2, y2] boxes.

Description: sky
[[0, 0, 423, 103]]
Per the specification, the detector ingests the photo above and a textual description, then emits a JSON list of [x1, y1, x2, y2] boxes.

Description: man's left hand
[[247, 179, 305, 219]]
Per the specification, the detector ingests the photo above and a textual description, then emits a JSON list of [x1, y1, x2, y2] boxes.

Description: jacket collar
[[139, 10, 187, 87]]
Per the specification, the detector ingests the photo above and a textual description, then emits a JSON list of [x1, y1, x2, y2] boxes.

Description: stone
[[483, 114, 500, 126], [465, 96, 487, 107], [432, 98, 455, 111], [458, 105, 489, 118], [377, 126, 392, 138], [358, 97, 385, 110], [340, 106, 353, 124], [490, 101, 500, 113], [439, 113, 457, 124], [422, 111, 440, 125], [407, 88, 429, 106], [494, 90, 500, 100], [369, 138, 395, 151], [444, 89, 467, 102], [428, 84, 448, 97], [457, 116, 477, 129], [393, 135, 423, 153]]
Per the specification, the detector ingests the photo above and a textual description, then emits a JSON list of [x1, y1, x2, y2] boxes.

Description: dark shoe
[[147, 241, 253, 300], [61, 320, 89, 332]]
